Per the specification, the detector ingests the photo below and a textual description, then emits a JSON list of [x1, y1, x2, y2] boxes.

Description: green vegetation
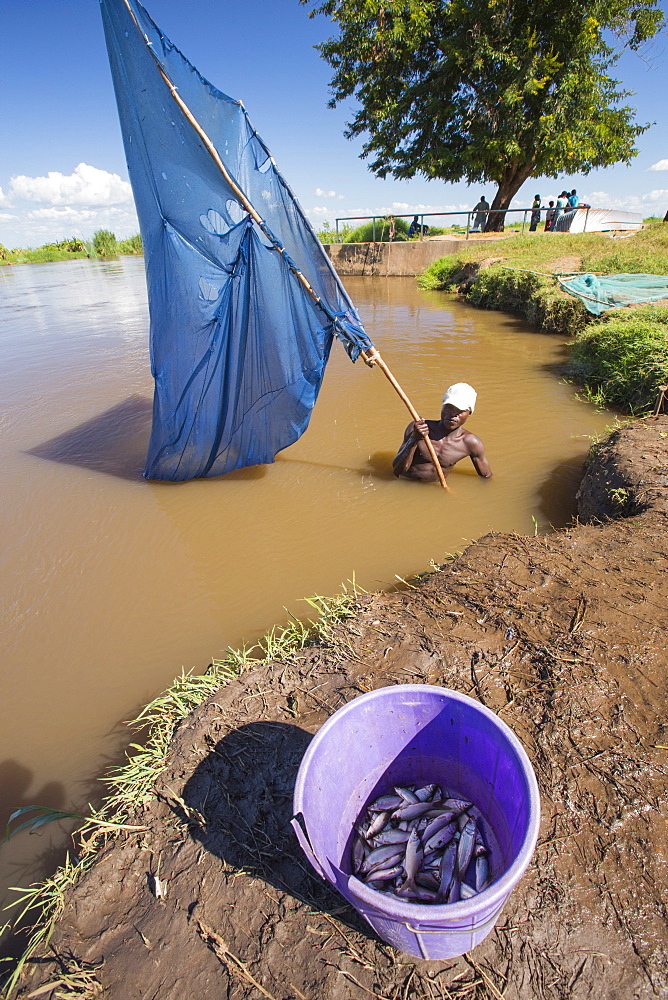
[[1, 585, 361, 998], [317, 217, 449, 243], [0, 232, 143, 266], [571, 306, 668, 413], [316, 220, 353, 243], [117, 233, 143, 255], [0, 240, 90, 265], [345, 216, 411, 242], [92, 229, 118, 257], [305, 0, 664, 230], [419, 222, 668, 413]]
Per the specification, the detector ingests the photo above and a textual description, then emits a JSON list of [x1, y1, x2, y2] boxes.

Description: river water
[[0, 256, 613, 920]]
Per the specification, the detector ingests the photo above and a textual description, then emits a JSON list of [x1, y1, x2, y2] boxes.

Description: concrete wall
[[323, 238, 470, 276]]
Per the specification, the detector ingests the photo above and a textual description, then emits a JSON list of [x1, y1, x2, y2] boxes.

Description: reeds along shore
[[419, 221, 668, 415]]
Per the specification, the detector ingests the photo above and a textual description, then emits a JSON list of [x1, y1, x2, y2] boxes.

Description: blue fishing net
[[101, 0, 373, 481], [558, 273, 668, 316]]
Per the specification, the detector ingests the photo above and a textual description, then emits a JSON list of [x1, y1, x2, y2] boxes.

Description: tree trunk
[[484, 161, 535, 232]]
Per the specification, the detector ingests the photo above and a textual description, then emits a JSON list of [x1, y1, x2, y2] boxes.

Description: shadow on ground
[[180, 721, 373, 936]]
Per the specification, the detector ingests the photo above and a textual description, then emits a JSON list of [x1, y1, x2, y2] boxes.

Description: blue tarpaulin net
[[558, 273, 668, 316], [100, 0, 373, 481]]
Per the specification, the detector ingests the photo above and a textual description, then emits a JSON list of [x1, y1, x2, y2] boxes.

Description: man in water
[[392, 383, 492, 481]]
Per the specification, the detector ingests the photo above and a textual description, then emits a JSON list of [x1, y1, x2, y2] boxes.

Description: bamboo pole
[[118, 0, 448, 490], [361, 348, 450, 491]]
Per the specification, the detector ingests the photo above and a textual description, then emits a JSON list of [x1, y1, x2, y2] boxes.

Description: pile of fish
[[351, 783, 493, 904]]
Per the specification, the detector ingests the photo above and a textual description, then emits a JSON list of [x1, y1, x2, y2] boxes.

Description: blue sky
[[0, 0, 666, 248]]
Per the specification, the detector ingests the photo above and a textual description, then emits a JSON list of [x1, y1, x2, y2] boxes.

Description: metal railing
[[333, 206, 596, 240]]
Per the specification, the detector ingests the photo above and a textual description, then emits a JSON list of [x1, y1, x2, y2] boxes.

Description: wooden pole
[[361, 348, 450, 491], [119, 0, 448, 490]]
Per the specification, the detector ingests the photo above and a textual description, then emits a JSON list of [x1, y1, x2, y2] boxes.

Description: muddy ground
[[15, 417, 668, 1000]]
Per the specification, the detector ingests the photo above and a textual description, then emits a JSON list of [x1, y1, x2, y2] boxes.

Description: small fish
[[365, 810, 391, 839], [407, 885, 439, 902], [395, 786, 419, 803], [372, 828, 410, 846], [474, 828, 488, 858], [368, 794, 404, 812], [352, 837, 367, 874], [459, 882, 477, 900], [423, 822, 456, 854], [436, 840, 457, 902], [392, 801, 434, 821], [365, 864, 404, 883], [456, 818, 476, 879], [396, 826, 423, 896], [414, 784, 438, 801], [447, 877, 461, 903], [475, 854, 490, 892], [443, 798, 472, 813], [404, 827, 423, 879], [416, 871, 440, 891], [362, 844, 405, 874], [422, 811, 458, 842]]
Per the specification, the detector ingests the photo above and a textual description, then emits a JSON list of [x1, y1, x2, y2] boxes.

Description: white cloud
[[0, 186, 9, 208], [10, 163, 132, 207], [338, 194, 345, 200], [0, 212, 18, 222], [649, 159, 668, 171], [310, 206, 332, 216], [315, 188, 337, 198], [577, 189, 668, 216]]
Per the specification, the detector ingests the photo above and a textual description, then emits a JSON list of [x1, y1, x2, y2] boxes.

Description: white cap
[[442, 383, 477, 413]]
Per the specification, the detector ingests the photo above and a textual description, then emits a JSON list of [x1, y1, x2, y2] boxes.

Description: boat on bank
[[553, 207, 643, 233]]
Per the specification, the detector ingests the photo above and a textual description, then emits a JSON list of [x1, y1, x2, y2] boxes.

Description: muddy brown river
[[0, 256, 614, 921]]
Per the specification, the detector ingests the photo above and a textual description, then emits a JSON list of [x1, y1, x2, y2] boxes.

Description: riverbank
[[419, 223, 668, 414], [9, 415, 668, 999]]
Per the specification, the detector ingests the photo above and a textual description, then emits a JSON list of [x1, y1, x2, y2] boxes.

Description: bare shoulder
[[462, 429, 486, 455]]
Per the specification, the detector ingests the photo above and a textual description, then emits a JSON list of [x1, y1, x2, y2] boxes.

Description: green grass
[[420, 221, 668, 287], [345, 216, 411, 242], [0, 584, 362, 998], [117, 233, 143, 255], [570, 306, 668, 413], [418, 222, 668, 413], [0, 233, 144, 266], [343, 217, 450, 243]]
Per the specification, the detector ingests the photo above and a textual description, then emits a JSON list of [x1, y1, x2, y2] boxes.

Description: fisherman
[[392, 383, 492, 481]]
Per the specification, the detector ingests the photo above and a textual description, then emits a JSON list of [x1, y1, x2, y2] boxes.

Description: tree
[[304, 0, 665, 230]]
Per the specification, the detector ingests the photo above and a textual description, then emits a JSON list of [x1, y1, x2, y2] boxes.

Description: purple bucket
[[291, 684, 540, 960]]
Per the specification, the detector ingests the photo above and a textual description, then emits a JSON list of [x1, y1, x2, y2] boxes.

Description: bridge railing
[[333, 206, 595, 240]]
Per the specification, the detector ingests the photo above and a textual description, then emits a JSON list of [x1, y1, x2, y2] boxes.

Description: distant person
[[471, 197, 489, 233], [408, 215, 428, 237], [544, 200, 556, 231], [392, 383, 492, 482], [529, 194, 542, 232], [568, 189, 579, 208], [552, 191, 569, 230]]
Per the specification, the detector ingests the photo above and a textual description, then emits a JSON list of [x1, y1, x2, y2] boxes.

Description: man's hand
[[412, 419, 429, 439]]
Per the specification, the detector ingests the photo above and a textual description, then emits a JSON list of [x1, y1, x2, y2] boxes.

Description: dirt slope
[[15, 417, 668, 1000]]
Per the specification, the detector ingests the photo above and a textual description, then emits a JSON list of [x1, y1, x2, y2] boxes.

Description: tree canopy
[[305, 0, 665, 228]]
